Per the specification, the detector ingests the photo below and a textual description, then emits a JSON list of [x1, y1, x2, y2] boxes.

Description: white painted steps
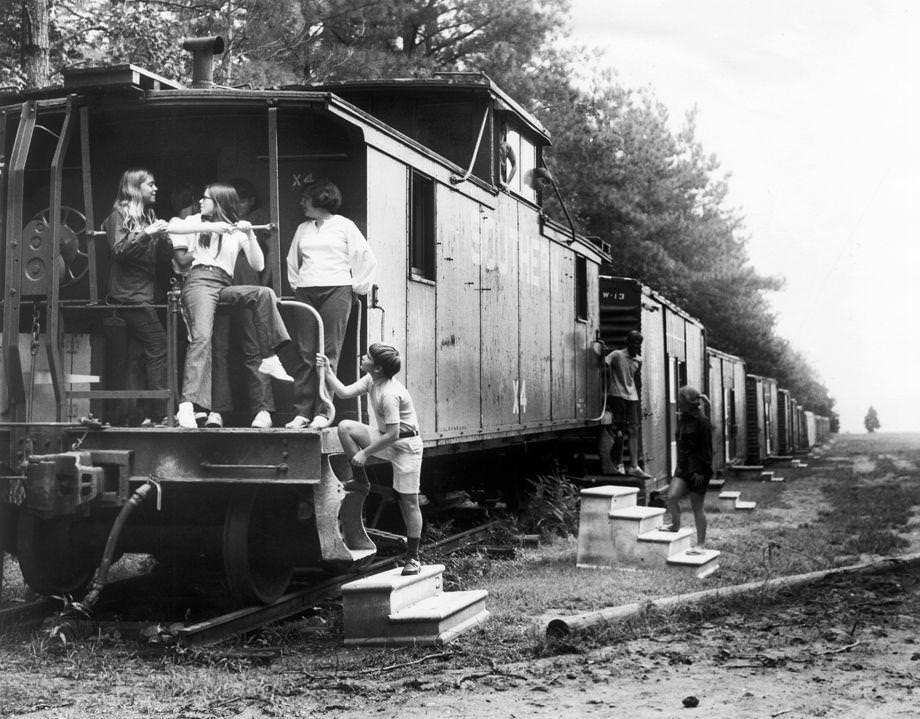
[[576, 485, 720, 577], [718, 490, 757, 512], [342, 564, 489, 646]]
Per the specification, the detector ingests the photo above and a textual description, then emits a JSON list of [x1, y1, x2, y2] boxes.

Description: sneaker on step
[[176, 403, 197, 429], [251, 410, 272, 428], [258, 355, 294, 382], [285, 415, 310, 429], [308, 415, 331, 429], [613, 463, 626, 475], [205, 411, 223, 428], [194, 411, 208, 427], [401, 557, 421, 576], [628, 466, 652, 479]]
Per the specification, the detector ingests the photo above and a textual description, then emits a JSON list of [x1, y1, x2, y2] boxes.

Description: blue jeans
[[211, 285, 290, 412], [118, 305, 167, 419], [182, 265, 291, 410]]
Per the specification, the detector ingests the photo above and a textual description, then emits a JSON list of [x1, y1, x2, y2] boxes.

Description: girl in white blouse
[[284, 179, 377, 429], [170, 182, 292, 428]]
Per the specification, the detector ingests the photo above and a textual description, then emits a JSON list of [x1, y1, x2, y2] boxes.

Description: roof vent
[[182, 36, 225, 89]]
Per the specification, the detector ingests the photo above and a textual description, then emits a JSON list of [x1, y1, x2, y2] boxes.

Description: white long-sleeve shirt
[[286, 215, 376, 295]]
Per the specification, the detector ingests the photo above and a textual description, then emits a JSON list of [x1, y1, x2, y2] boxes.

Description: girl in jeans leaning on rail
[[169, 181, 293, 429], [316, 343, 424, 576]]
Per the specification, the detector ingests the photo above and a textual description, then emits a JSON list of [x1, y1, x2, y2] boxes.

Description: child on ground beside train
[[316, 344, 424, 576], [169, 181, 293, 429], [604, 330, 652, 478], [285, 179, 377, 430], [209, 178, 277, 428], [664, 385, 713, 553], [103, 168, 171, 425]]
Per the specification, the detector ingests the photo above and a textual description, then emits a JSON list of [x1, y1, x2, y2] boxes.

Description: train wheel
[[16, 511, 98, 597], [222, 487, 296, 605]]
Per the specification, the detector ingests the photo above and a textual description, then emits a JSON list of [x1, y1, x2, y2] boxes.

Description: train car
[[744, 373, 779, 464], [804, 411, 817, 448], [597, 275, 706, 480], [706, 347, 747, 473], [777, 388, 794, 457], [0, 41, 608, 603]]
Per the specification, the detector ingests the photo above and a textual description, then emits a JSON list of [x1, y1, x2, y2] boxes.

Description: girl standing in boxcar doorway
[[665, 385, 714, 553], [284, 178, 377, 430], [104, 168, 170, 425], [170, 182, 293, 428]]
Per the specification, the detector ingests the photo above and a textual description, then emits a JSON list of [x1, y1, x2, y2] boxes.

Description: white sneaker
[[176, 402, 197, 429], [308, 415, 331, 429], [258, 355, 294, 382], [205, 411, 223, 428], [285, 415, 310, 429], [251, 410, 273, 428]]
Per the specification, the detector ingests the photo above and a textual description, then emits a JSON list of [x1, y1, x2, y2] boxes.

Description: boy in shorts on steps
[[316, 343, 424, 575]]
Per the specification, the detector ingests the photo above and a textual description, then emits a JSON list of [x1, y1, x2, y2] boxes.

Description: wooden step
[[635, 527, 695, 558], [717, 491, 741, 512], [576, 485, 641, 568], [760, 470, 774, 480], [609, 506, 667, 536], [735, 500, 757, 510], [667, 548, 721, 578], [769, 475, 785, 482], [342, 564, 445, 641], [362, 589, 490, 646], [708, 478, 726, 492]]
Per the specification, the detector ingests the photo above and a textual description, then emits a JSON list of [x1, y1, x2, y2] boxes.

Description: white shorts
[[369, 430, 424, 494]]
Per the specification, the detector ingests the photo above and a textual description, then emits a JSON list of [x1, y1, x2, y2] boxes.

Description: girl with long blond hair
[[103, 168, 171, 424]]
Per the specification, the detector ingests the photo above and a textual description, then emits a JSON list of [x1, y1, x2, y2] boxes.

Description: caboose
[[0, 39, 607, 603]]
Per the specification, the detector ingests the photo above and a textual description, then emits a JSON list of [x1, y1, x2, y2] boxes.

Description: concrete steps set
[[341, 564, 489, 646], [576, 486, 720, 579]]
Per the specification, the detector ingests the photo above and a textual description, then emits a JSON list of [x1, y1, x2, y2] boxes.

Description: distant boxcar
[[706, 347, 747, 473], [597, 275, 706, 480]]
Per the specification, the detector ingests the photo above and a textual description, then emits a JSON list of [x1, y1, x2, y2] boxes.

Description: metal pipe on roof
[[181, 36, 225, 89]]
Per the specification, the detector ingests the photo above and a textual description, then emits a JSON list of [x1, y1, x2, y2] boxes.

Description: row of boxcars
[[0, 43, 830, 604], [597, 275, 831, 484]]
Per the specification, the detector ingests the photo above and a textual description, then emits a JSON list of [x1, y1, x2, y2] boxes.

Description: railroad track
[[0, 520, 501, 645]]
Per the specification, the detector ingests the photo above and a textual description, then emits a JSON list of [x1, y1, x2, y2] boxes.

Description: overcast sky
[[566, 0, 920, 433]]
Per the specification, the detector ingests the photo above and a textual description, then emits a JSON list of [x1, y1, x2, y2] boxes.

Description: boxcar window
[[575, 255, 588, 321], [505, 125, 538, 204], [410, 171, 436, 281]]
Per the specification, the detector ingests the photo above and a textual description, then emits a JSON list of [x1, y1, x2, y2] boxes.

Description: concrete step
[[667, 548, 721, 578], [342, 565, 445, 640]]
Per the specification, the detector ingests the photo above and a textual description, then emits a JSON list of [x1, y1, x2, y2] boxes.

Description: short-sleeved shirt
[[606, 348, 641, 401], [359, 374, 419, 434]]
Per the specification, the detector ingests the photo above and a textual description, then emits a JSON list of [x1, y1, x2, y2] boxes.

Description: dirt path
[[3, 435, 920, 718]]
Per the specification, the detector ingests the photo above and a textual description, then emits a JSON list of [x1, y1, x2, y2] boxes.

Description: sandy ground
[[3, 434, 920, 718]]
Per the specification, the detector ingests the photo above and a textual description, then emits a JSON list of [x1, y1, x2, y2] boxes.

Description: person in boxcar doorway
[[208, 178, 276, 428], [664, 385, 713, 553], [169, 181, 293, 429], [285, 178, 377, 430], [316, 344, 424, 575], [604, 330, 651, 478], [103, 168, 171, 425]]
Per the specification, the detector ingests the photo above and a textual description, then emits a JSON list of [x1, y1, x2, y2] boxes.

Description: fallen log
[[546, 552, 920, 638]]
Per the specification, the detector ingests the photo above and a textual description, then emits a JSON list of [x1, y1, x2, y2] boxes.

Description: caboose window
[[410, 171, 436, 281], [575, 255, 588, 321]]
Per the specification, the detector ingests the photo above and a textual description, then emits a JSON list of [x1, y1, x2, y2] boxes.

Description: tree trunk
[[20, 0, 51, 89]]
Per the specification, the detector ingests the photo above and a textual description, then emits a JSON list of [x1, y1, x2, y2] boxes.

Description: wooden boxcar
[[597, 275, 706, 480], [0, 53, 607, 602], [745, 373, 779, 464], [706, 347, 747, 473], [777, 388, 794, 457]]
